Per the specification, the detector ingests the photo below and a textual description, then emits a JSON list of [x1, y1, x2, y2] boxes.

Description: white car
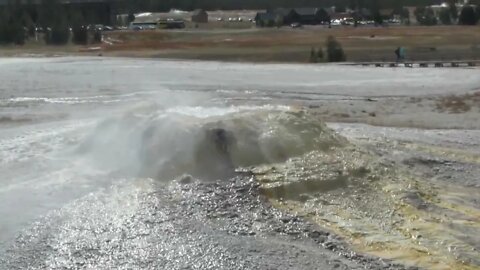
[[331, 20, 342, 26]]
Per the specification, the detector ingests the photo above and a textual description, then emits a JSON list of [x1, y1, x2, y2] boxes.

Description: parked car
[[144, 25, 156, 30], [331, 20, 342, 26], [86, 24, 103, 31], [290, 22, 302, 28]]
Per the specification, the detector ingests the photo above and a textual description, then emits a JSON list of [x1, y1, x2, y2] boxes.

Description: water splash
[[77, 107, 345, 181]]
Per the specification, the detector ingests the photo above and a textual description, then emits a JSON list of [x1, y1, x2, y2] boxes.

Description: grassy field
[[102, 25, 480, 62], [2, 25, 480, 63]]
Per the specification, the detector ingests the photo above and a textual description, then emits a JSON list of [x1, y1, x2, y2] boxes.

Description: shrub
[[326, 36, 346, 62], [309, 47, 317, 63], [415, 6, 438, 25], [317, 47, 324, 59], [309, 47, 324, 63], [459, 5, 479, 25]]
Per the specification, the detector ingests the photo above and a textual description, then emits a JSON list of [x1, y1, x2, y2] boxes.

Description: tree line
[[1, 0, 480, 45], [122, 0, 438, 12], [415, 3, 480, 25], [0, 0, 105, 45]]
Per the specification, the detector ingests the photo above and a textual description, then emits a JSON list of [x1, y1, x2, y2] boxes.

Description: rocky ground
[[1, 175, 416, 270], [326, 124, 480, 269], [303, 90, 480, 130]]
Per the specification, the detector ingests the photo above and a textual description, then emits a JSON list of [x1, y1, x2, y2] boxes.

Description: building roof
[[271, 8, 295, 16], [379, 9, 394, 16], [192, 9, 207, 16], [133, 12, 186, 23], [293, 8, 319, 16], [255, 12, 276, 21], [330, 12, 353, 20]]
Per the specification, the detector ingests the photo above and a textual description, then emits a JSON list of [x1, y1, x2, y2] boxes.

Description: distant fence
[[347, 60, 480, 68]]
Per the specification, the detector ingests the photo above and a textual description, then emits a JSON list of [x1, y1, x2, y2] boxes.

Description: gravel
[[1, 175, 415, 270]]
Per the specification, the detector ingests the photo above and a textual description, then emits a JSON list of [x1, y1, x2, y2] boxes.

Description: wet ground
[[1, 57, 479, 269], [1, 176, 416, 270], [277, 124, 480, 269]]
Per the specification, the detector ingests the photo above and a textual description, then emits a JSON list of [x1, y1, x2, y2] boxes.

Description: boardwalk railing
[[348, 60, 480, 68]]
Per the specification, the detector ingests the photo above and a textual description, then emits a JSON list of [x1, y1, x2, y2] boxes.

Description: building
[[191, 9, 208, 23], [255, 12, 277, 26], [379, 9, 395, 21], [270, 8, 299, 25], [293, 8, 327, 24], [256, 7, 332, 27], [353, 8, 373, 20], [330, 12, 354, 25], [130, 12, 186, 29]]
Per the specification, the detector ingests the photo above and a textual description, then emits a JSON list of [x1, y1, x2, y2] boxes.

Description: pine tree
[[449, 0, 458, 22], [0, 1, 26, 45], [39, 0, 70, 45], [326, 36, 346, 62], [439, 8, 452, 25], [71, 10, 88, 45]]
